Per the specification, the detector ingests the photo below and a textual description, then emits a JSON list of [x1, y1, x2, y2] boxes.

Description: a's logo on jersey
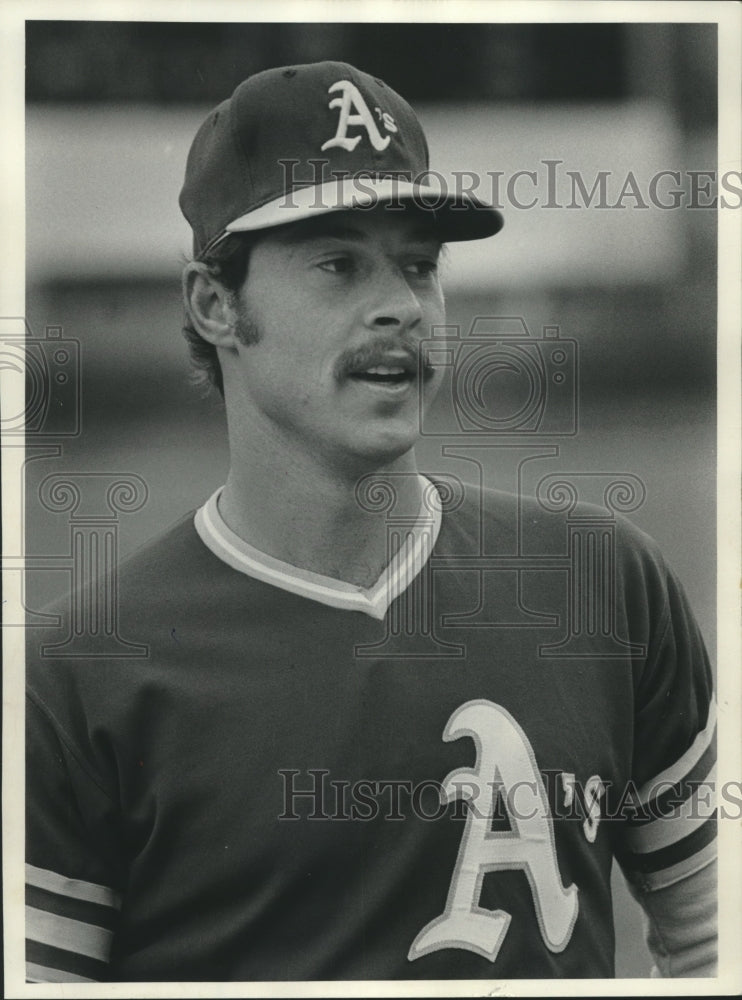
[[561, 772, 605, 844], [408, 699, 579, 965], [321, 80, 397, 153]]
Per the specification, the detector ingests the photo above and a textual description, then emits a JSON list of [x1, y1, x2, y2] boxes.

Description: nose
[[362, 267, 424, 334]]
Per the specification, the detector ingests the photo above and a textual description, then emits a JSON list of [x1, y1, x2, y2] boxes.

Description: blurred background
[[22, 20, 717, 978]]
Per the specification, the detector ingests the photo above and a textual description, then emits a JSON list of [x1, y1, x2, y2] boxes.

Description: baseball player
[[26, 61, 716, 982]]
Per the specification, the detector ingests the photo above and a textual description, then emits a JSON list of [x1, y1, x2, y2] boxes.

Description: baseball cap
[[179, 61, 504, 257]]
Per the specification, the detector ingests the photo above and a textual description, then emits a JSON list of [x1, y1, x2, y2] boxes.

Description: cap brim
[[224, 177, 503, 243]]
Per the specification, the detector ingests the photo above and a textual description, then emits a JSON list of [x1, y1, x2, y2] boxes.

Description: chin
[[338, 431, 419, 472]]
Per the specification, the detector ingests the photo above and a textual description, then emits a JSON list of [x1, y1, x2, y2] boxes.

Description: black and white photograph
[[2, 0, 740, 994]]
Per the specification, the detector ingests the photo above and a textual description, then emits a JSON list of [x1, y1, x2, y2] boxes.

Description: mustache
[[334, 338, 436, 381]]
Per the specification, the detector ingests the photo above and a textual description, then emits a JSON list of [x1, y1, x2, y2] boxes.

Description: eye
[[404, 258, 439, 278], [317, 256, 355, 275]]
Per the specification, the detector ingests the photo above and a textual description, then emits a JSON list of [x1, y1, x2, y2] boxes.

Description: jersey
[[25, 478, 716, 982]]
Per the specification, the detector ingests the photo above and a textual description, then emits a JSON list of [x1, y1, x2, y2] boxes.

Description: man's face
[[224, 206, 446, 472]]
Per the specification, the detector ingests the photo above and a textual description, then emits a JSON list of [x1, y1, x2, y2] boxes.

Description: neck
[[218, 440, 425, 589]]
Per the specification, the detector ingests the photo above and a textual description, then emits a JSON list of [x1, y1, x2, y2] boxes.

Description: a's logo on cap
[[321, 80, 398, 153]]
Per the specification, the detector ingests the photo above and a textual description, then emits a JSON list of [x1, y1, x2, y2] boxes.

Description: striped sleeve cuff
[[25, 863, 121, 983], [619, 702, 717, 891]]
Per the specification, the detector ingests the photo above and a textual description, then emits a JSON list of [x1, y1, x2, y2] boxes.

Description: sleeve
[[26, 692, 124, 983], [612, 551, 717, 975]]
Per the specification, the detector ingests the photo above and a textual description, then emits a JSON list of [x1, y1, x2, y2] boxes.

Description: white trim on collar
[[193, 476, 442, 620]]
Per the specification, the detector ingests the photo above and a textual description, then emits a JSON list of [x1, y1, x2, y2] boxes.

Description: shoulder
[[116, 510, 214, 590], [432, 476, 664, 557], [25, 510, 218, 696], [87, 508, 242, 618], [432, 477, 674, 611]]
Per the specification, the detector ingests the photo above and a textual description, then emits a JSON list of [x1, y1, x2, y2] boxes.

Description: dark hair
[[182, 234, 253, 396]]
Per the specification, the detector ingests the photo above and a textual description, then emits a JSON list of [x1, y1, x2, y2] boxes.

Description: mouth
[[339, 345, 436, 392], [348, 364, 415, 388]]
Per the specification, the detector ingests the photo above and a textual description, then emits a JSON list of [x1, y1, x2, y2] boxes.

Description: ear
[[182, 262, 239, 348]]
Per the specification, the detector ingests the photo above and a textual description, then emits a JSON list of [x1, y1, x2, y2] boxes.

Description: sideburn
[[230, 293, 262, 347]]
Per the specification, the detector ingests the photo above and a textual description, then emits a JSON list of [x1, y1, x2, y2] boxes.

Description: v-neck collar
[[193, 475, 442, 620]]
